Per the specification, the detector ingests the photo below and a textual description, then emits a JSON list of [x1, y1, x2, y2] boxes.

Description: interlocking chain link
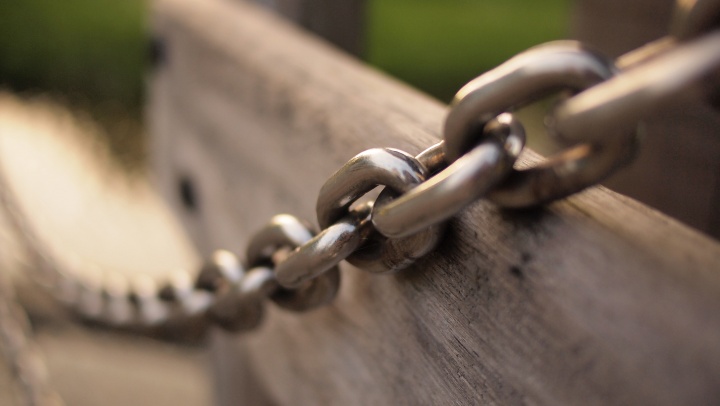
[[0, 2, 719, 402]]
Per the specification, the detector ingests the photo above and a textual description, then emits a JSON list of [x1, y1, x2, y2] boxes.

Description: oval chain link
[[245, 215, 341, 311], [315, 148, 444, 273], [316, 148, 428, 229], [443, 41, 617, 163], [275, 204, 372, 288], [444, 41, 639, 208], [372, 113, 525, 239]]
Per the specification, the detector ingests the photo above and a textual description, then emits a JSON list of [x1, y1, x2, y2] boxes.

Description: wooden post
[[150, 0, 720, 404]]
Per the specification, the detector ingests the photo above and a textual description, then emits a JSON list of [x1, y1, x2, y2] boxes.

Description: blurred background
[[0, 0, 147, 170], [0, 0, 568, 170], [368, 0, 568, 101]]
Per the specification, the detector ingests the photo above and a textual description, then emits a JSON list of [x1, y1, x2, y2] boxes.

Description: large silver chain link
[[1, 0, 719, 403]]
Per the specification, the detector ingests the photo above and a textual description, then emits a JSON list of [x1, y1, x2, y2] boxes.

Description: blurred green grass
[[0, 0, 569, 109], [0, 0, 146, 110], [367, 0, 570, 102], [0, 0, 147, 168]]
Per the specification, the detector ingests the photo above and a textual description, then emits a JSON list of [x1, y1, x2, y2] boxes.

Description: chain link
[[552, 31, 720, 146], [372, 113, 525, 239], [1, 0, 719, 400]]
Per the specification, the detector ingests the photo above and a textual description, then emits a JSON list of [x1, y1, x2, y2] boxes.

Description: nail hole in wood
[[178, 175, 198, 212]]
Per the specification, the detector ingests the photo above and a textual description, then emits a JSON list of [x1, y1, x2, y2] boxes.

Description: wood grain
[[150, 0, 720, 404]]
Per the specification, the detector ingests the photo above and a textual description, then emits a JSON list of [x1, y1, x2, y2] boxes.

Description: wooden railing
[[150, 0, 720, 404]]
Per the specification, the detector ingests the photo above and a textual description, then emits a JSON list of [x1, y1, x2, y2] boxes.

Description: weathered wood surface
[[572, 0, 720, 238], [150, 0, 720, 404]]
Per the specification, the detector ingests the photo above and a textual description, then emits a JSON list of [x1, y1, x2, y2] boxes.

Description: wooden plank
[[150, 0, 720, 404], [572, 0, 720, 238]]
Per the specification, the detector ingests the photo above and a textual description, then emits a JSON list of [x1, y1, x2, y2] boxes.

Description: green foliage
[[367, 0, 570, 101], [0, 0, 147, 111], [0, 0, 568, 108]]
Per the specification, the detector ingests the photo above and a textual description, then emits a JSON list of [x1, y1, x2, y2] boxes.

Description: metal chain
[[0, 0, 718, 401], [0, 261, 63, 405], [0, 0, 717, 332]]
